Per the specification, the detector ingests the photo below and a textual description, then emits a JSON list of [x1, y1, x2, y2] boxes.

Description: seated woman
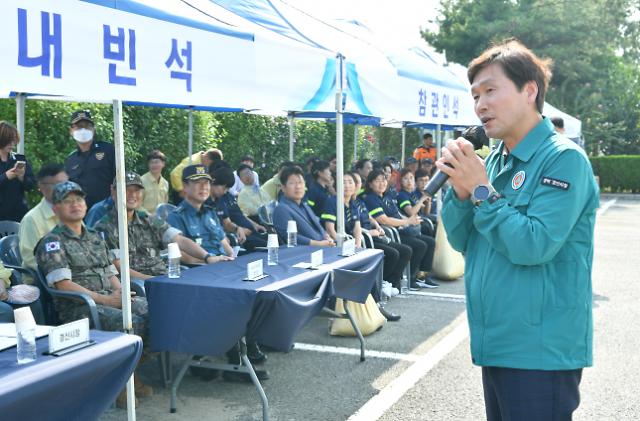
[[306, 160, 335, 218], [396, 169, 436, 237], [321, 172, 403, 321], [363, 169, 438, 289], [273, 165, 334, 247], [352, 173, 411, 300]]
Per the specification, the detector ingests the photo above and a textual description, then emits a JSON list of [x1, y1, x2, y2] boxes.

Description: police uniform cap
[[182, 164, 212, 182], [70, 110, 94, 125], [52, 181, 86, 204]]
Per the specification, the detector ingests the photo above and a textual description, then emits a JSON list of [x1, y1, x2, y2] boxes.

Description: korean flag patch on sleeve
[[45, 241, 61, 252]]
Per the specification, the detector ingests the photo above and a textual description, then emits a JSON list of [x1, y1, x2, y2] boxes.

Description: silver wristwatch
[[471, 184, 498, 206]]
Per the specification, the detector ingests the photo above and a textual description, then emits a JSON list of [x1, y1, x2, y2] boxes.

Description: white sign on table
[[340, 238, 356, 256], [48, 318, 93, 356], [244, 259, 268, 281]]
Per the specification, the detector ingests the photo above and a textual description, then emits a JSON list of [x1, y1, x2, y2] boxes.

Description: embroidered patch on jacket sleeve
[[541, 176, 570, 190]]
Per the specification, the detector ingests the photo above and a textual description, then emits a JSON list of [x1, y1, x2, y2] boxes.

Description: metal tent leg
[[343, 300, 366, 362]]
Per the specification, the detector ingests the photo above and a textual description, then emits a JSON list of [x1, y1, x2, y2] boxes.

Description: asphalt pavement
[[101, 195, 639, 421]]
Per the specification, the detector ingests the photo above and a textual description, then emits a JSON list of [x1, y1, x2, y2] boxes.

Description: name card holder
[[310, 250, 323, 269], [340, 239, 356, 257], [243, 259, 268, 282], [46, 318, 95, 356]]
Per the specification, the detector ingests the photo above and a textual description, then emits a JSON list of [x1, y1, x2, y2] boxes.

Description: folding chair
[[0, 220, 20, 238]]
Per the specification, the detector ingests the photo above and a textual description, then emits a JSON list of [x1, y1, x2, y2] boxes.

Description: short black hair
[[275, 161, 296, 174], [365, 168, 386, 192], [37, 163, 65, 180], [210, 166, 235, 187], [399, 168, 414, 180], [237, 163, 253, 175], [415, 168, 430, 180], [147, 149, 166, 162], [209, 159, 231, 172], [423, 133, 433, 140], [311, 160, 330, 180], [240, 155, 255, 164], [354, 158, 371, 170], [551, 117, 564, 129], [205, 150, 223, 163], [279, 165, 304, 186]]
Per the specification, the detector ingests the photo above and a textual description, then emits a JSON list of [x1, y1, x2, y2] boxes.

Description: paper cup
[[167, 242, 181, 259], [14, 306, 36, 331], [287, 220, 297, 233], [267, 234, 279, 248]]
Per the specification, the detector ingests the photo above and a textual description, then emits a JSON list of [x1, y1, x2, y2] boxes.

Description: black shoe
[[420, 276, 439, 288], [222, 369, 270, 383], [247, 342, 267, 365], [409, 280, 422, 290], [378, 306, 401, 322], [189, 357, 219, 381]]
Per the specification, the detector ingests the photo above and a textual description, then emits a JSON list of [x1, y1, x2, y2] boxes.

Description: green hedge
[[590, 155, 640, 193]]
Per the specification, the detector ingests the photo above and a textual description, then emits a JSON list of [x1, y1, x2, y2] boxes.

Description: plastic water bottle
[[400, 274, 409, 294], [267, 234, 279, 266], [287, 220, 297, 248], [17, 328, 37, 364], [167, 242, 181, 279]]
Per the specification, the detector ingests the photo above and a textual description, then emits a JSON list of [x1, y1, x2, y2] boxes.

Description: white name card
[[341, 239, 356, 256], [49, 318, 90, 354], [311, 250, 323, 268], [245, 259, 267, 281]]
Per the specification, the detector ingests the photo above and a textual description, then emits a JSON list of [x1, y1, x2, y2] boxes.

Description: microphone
[[424, 126, 490, 196]]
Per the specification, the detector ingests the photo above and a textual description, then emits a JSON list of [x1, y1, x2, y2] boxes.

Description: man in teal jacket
[[438, 40, 599, 420]]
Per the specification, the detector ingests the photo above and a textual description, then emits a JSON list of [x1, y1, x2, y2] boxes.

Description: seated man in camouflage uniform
[[35, 181, 152, 406], [94, 171, 232, 281]]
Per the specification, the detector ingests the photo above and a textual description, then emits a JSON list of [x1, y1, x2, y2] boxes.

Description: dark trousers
[[372, 238, 412, 289], [398, 233, 435, 276], [482, 366, 583, 421]]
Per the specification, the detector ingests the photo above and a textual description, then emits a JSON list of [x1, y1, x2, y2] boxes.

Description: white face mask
[[72, 128, 93, 143]]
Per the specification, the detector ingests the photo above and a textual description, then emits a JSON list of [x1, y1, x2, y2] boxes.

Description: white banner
[[0, 0, 331, 111]]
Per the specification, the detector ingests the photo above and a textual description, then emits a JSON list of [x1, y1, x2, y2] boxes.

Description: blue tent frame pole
[[335, 54, 345, 241], [112, 99, 136, 420], [288, 112, 295, 161], [16, 93, 26, 154]]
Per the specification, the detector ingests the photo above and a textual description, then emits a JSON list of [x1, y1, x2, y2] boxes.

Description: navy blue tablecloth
[[0, 330, 142, 421], [146, 246, 383, 356]]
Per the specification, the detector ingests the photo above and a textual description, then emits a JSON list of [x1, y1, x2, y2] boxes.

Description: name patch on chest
[[541, 176, 570, 190]]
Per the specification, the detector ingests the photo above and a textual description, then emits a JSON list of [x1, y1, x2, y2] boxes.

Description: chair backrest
[[0, 220, 20, 238], [155, 203, 177, 222], [257, 201, 277, 226], [0, 234, 21, 266]]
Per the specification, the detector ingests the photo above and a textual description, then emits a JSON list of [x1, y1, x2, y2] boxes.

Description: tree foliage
[[422, 0, 640, 155]]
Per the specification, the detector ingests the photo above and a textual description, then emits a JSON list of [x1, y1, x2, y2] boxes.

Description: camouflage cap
[[70, 110, 94, 125], [182, 164, 212, 182], [112, 171, 144, 189], [52, 181, 86, 204]]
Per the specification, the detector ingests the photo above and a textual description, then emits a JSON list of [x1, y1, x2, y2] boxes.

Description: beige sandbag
[[431, 215, 465, 280], [329, 295, 386, 337]]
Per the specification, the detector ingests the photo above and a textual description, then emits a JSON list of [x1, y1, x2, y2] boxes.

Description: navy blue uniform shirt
[[65, 140, 116, 208]]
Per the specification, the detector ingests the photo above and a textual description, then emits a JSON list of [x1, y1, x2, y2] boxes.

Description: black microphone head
[[461, 126, 490, 150]]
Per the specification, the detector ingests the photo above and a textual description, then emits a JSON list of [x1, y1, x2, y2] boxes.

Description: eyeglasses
[[60, 196, 85, 206]]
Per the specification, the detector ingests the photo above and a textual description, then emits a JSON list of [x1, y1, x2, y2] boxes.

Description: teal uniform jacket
[[442, 117, 599, 370]]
